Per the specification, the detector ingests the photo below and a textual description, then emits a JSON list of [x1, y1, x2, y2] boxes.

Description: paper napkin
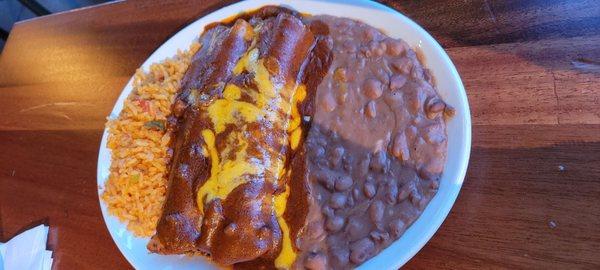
[[0, 225, 53, 270]]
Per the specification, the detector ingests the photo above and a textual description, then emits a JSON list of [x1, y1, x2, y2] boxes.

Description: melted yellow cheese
[[196, 132, 261, 212], [295, 84, 307, 102], [289, 128, 302, 150], [243, 24, 254, 41], [254, 60, 276, 99], [233, 47, 257, 75], [233, 48, 276, 110], [287, 85, 306, 133], [199, 53, 288, 209], [197, 129, 220, 212], [196, 38, 306, 269], [207, 99, 263, 134], [274, 178, 296, 269], [207, 84, 263, 134], [222, 83, 242, 100]]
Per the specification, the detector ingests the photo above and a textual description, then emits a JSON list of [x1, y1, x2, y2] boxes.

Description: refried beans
[[291, 15, 453, 269]]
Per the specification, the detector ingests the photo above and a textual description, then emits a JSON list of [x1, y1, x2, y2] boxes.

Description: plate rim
[[96, 0, 472, 269]]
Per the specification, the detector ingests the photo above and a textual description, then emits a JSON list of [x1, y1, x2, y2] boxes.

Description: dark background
[[0, 0, 108, 50]]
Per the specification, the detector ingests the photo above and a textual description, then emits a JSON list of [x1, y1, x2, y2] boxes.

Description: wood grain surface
[[0, 0, 599, 269]]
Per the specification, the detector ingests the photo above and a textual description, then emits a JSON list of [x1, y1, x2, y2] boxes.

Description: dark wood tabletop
[[1, 0, 599, 269]]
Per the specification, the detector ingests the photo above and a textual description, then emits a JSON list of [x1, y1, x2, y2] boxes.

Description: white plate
[[97, 0, 471, 269]]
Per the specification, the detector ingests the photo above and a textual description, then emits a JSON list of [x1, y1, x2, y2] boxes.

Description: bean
[[390, 58, 412, 74], [426, 97, 446, 119], [352, 187, 361, 200], [316, 173, 335, 191], [305, 252, 327, 270], [328, 146, 345, 168], [369, 230, 390, 244], [363, 182, 377, 198], [369, 151, 388, 172], [365, 100, 377, 118], [423, 124, 445, 145], [444, 105, 456, 118], [392, 132, 410, 162], [398, 184, 411, 202], [330, 193, 347, 209], [389, 218, 406, 238], [350, 238, 375, 264], [409, 188, 422, 207], [326, 215, 345, 232], [331, 248, 349, 266], [335, 175, 353, 191], [322, 206, 334, 217], [346, 194, 355, 207], [389, 74, 407, 91], [364, 28, 378, 40], [386, 39, 406, 56], [310, 145, 325, 158], [418, 167, 437, 181], [384, 182, 398, 205], [374, 41, 386, 56], [369, 200, 385, 224], [345, 217, 365, 239], [363, 78, 383, 99]]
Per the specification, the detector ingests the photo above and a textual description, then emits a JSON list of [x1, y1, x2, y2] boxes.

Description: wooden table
[[1, 0, 599, 269]]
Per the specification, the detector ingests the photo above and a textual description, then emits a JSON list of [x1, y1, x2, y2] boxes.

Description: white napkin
[[0, 225, 53, 270]]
